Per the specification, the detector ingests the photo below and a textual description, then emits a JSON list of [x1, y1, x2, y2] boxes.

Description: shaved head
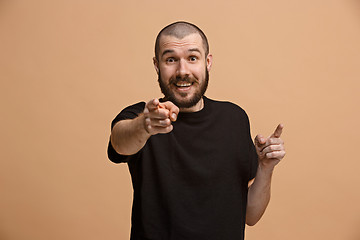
[[155, 21, 209, 61]]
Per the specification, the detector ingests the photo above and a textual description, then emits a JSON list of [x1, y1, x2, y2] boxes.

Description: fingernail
[[172, 113, 177, 120]]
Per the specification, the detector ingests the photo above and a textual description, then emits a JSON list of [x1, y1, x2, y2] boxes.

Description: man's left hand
[[254, 124, 286, 170]]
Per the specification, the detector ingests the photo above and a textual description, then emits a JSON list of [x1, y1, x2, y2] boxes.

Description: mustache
[[169, 76, 197, 85]]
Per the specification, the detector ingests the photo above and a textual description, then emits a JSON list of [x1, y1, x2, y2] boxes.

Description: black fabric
[[108, 96, 258, 240]]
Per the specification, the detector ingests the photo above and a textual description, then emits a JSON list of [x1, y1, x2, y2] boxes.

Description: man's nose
[[176, 59, 190, 77]]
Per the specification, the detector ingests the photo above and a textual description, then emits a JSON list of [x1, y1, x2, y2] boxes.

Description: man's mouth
[[175, 82, 193, 87]]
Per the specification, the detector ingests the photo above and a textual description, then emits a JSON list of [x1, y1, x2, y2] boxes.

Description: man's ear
[[206, 53, 213, 72], [153, 57, 159, 74]]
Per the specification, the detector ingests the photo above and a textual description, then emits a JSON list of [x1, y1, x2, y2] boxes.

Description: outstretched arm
[[110, 98, 179, 155], [246, 124, 286, 226]]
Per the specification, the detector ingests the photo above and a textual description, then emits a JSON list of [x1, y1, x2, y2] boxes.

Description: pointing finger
[[146, 98, 160, 111], [271, 123, 284, 138]]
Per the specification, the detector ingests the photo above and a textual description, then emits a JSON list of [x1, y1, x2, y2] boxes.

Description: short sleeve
[[107, 102, 146, 163], [244, 112, 258, 181], [248, 140, 258, 180]]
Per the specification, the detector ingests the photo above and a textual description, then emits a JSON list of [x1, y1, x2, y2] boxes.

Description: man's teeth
[[176, 82, 192, 87]]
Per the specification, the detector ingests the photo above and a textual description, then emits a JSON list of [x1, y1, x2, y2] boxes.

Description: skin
[[110, 31, 286, 227]]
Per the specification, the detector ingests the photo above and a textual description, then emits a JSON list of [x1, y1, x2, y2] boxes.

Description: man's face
[[154, 33, 212, 109]]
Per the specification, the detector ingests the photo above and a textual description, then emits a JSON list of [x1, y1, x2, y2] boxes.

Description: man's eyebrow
[[162, 48, 202, 57], [161, 49, 174, 57], [188, 48, 201, 54]]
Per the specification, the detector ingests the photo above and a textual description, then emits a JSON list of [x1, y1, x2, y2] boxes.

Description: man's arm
[[110, 114, 151, 155], [246, 124, 285, 226], [110, 98, 179, 155]]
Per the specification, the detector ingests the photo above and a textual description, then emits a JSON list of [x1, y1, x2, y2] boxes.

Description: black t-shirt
[[108, 96, 258, 240]]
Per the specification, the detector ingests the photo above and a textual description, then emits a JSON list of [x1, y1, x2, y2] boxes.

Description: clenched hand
[[143, 98, 179, 135]]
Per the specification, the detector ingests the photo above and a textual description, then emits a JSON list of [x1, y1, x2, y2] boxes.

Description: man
[[108, 21, 285, 240]]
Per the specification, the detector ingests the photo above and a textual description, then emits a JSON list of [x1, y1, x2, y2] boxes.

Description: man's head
[[154, 21, 209, 62], [153, 21, 212, 110]]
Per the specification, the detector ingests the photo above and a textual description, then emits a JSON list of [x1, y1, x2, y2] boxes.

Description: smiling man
[[154, 29, 210, 112], [108, 21, 285, 240]]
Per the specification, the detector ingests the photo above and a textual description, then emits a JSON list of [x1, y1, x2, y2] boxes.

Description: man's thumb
[[254, 134, 265, 146]]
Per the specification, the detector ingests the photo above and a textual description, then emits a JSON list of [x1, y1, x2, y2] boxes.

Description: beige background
[[1, 0, 360, 239]]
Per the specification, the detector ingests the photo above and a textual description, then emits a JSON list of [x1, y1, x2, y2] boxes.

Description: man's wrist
[[258, 162, 275, 175], [138, 114, 152, 138]]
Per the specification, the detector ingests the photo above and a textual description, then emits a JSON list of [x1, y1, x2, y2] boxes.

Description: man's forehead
[[159, 33, 204, 53]]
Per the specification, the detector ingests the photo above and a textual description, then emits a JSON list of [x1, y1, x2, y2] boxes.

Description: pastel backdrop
[[1, 1, 359, 239]]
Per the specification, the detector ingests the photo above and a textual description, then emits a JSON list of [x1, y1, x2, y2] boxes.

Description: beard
[[157, 68, 209, 108]]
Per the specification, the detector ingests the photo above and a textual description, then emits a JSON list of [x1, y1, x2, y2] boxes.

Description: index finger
[[271, 123, 284, 138], [146, 98, 160, 111]]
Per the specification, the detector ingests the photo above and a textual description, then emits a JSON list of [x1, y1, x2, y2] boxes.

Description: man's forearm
[[246, 165, 274, 226], [110, 114, 151, 155]]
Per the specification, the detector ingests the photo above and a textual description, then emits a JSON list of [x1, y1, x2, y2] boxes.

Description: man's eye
[[189, 56, 197, 61], [166, 58, 175, 63]]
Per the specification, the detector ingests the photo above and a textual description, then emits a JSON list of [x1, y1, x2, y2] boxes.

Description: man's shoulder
[[122, 101, 146, 111], [205, 97, 251, 129], [116, 101, 146, 118], [111, 101, 146, 128]]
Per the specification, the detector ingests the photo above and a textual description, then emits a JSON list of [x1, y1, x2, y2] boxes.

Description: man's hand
[[110, 98, 178, 155], [247, 124, 285, 226], [254, 124, 286, 170], [143, 98, 179, 135]]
